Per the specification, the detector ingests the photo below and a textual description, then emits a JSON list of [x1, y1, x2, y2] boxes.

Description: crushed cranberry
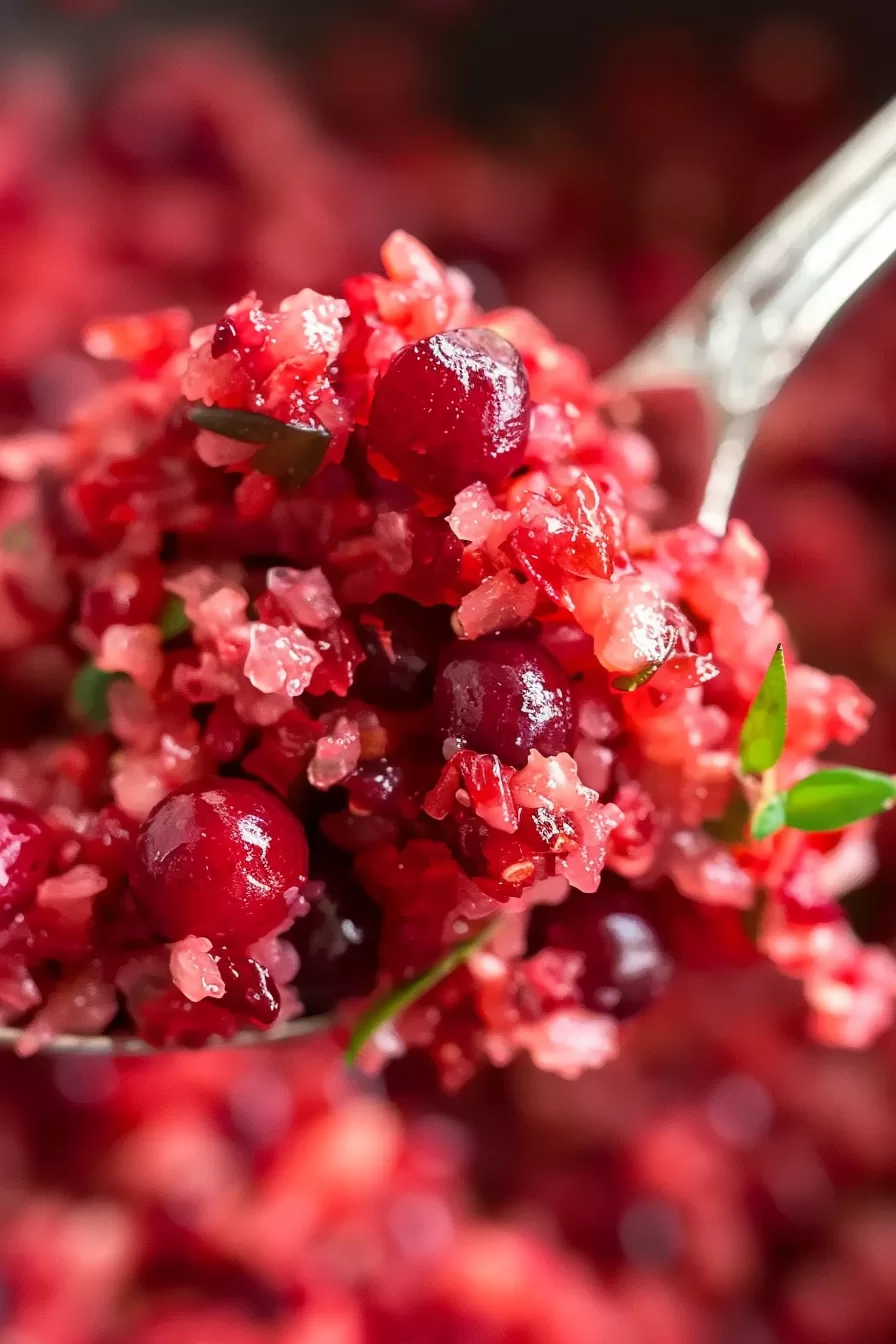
[[0, 228, 884, 1068], [130, 779, 308, 945], [0, 32, 894, 1344], [213, 948, 281, 1025], [0, 801, 54, 920], [435, 635, 575, 768], [367, 328, 531, 497]]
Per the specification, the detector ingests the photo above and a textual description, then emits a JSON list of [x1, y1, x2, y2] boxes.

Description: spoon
[[4, 95, 896, 1056]]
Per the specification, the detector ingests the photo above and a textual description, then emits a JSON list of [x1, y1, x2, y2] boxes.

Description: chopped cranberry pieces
[[213, 949, 281, 1025], [130, 779, 308, 945], [0, 224, 884, 1072], [0, 800, 54, 919], [434, 635, 575, 768], [367, 328, 530, 497]]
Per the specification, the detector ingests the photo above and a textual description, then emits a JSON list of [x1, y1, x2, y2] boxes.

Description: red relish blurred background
[[1, 2, 895, 1341]]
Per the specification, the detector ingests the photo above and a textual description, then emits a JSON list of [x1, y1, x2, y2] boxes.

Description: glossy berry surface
[[367, 327, 530, 497], [434, 635, 575, 768], [0, 800, 54, 918], [214, 949, 281, 1025], [544, 889, 671, 1020], [353, 595, 452, 710], [130, 778, 308, 945]]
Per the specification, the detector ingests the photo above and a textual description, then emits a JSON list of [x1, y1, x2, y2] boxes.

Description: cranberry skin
[[353, 596, 452, 710], [367, 328, 530, 497], [131, 779, 308, 946], [214, 950, 281, 1026], [435, 636, 574, 769], [0, 801, 54, 918], [545, 891, 670, 1020]]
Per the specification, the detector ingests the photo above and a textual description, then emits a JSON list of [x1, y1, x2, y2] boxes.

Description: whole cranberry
[[434, 635, 574, 768], [292, 856, 381, 1014], [131, 779, 308, 945], [346, 760, 415, 817], [353, 596, 452, 710], [544, 890, 670, 1020], [0, 800, 54, 918], [367, 328, 530, 497]]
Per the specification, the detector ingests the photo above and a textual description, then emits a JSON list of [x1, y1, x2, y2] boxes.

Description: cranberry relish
[[0, 229, 888, 1077]]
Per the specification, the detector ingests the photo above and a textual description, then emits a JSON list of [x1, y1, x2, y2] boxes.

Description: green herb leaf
[[345, 917, 502, 1066], [703, 786, 750, 843], [740, 644, 787, 776], [750, 793, 787, 841], [784, 767, 896, 832], [158, 595, 191, 642], [188, 404, 331, 489], [71, 662, 126, 728], [612, 660, 662, 693]]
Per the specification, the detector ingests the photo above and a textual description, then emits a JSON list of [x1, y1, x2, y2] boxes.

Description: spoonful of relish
[[2, 97, 896, 1073]]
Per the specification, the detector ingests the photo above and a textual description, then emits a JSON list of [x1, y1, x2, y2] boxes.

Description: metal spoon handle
[[617, 96, 896, 534]]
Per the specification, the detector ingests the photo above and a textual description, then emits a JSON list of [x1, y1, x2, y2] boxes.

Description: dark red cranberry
[[0, 800, 54, 919], [211, 317, 239, 359], [367, 328, 530, 497], [434, 635, 574, 769], [346, 760, 415, 817], [130, 778, 308, 946], [291, 857, 381, 1013], [213, 950, 281, 1026], [543, 890, 670, 1020], [79, 560, 164, 638], [353, 596, 452, 710]]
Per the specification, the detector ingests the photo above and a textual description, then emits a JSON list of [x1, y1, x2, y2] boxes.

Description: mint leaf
[[612, 660, 662, 693], [740, 645, 787, 777], [71, 662, 126, 728], [188, 404, 330, 490], [345, 917, 502, 1065], [785, 767, 896, 832], [159, 595, 191, 642], [750, 793, 787, 840]]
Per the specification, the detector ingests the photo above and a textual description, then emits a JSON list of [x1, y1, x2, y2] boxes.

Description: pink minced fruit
[[0, 229, 885, 1069]]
